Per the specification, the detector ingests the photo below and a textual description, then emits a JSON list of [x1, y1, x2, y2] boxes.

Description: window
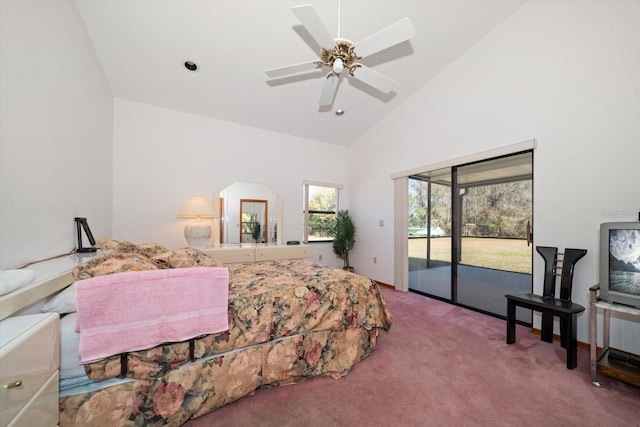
[[303, 181, 342, 242]]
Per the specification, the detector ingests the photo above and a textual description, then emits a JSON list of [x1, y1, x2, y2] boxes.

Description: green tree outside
[[308, 186, 336, 240]]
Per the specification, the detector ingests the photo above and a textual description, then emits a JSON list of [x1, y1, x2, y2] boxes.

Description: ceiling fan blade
[[351, 65, 398, 94], [319, 75, 340, 106], [292, 4, 335, 50], [265, 60, 318, 78], [354, 17, 416, 58]]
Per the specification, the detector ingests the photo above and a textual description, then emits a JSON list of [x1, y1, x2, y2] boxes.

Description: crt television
[[599, 222, 640, 309]]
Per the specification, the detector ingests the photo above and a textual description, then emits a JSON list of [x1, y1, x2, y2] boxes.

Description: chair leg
[[559, 317, 567, 348], [506, 300, 516, 344], [541, 312, 554, 343], [565, 314, 578, 370]]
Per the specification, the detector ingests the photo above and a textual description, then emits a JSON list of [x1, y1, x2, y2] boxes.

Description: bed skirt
[[59, 326, 381, 426]]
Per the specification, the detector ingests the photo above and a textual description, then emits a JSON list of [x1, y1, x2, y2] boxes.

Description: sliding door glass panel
[[454, 152, 533, 321], [408, 168, 452, 300]]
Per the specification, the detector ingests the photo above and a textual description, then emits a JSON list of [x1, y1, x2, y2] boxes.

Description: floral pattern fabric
[[60, 327, 380, 426], [151, 247, 223, 268], [59, 246, 392, 426], [73, 252, 161, 280], [83, 258, 392, 381], [73, 241, 221, 280]]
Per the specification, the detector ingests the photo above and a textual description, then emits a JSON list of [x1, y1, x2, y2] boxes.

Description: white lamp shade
[[177, 196, 216, 218]]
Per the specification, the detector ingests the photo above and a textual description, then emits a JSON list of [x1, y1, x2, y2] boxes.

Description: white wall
[[0, 0, 113, 269], [112, 98, 347, 267], [349, 1, 640, 352]]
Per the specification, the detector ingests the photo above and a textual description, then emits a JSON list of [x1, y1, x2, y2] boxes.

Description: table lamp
[[176, 195, 217, 248]]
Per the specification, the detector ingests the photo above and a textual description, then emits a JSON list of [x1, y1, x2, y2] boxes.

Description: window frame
[[303, 180, 343, 243]]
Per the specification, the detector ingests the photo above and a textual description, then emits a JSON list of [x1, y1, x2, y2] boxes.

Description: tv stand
[[589, 284, 640, 387]]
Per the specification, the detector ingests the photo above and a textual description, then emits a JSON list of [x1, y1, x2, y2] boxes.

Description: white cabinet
[[204, 244, 309, 264], [0, 252, 98, 321], [0, 312, 60, 426]]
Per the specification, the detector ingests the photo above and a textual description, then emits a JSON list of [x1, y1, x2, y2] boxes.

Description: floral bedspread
[[59, 242, 392, 426], [82, 258, 392, 382], [60, 327, 381, 426]]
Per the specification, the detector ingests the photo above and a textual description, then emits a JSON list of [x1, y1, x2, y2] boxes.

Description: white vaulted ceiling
[[75, 0, 525, 145]]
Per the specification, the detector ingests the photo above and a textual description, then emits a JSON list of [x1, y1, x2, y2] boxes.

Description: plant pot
[[343, 266, 354, 273]]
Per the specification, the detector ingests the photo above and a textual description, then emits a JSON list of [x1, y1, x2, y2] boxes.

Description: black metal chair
[[506, 246, 587, 369]]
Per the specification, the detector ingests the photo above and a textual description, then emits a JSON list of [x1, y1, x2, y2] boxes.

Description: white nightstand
[[0, 312, 60, 426]]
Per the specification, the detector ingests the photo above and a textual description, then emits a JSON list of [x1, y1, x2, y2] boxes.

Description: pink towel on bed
[[76, 267, 229, 364]]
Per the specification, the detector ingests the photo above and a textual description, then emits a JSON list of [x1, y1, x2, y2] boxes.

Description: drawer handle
[[4, 380, 22, 388]]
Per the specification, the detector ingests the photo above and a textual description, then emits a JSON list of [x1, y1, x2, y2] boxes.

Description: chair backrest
[[536, 246, 587, 301]]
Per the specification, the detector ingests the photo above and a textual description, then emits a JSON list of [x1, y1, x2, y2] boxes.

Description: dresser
[[204, 244, 309, 264], [0, 312, 60, 426]]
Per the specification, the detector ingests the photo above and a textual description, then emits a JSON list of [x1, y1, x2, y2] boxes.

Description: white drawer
[[204, 247, 254, 264], [255, 245, 309, 261], [7, 371, 59, 427], [0, 313, 60, 426]]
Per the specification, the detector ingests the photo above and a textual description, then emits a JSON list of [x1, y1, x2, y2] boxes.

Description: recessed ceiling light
[[184, 60, 199, 72], [335, 109, 345, 116]]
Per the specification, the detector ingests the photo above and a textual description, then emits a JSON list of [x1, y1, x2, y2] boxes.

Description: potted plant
[[332, 209, 356, 272], [252, 220, 262, 243]]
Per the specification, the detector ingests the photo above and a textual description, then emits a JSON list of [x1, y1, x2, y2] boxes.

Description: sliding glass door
[[408, 151, 533, 322], [454, 153, 533, 320], [408, 168, 452, 300]]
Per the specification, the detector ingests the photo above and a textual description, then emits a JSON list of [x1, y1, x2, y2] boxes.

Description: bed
[[12, 241, 392, 426]]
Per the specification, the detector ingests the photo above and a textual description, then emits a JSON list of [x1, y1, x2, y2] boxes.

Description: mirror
[[217, 182, 280, 245], [240, 199, 267, 243]]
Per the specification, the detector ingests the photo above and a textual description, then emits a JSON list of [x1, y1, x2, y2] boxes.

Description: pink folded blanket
[[76, 267, 229, 364]]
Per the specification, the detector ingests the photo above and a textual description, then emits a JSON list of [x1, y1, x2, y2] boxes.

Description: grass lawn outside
[[409, 237, 532, 274]]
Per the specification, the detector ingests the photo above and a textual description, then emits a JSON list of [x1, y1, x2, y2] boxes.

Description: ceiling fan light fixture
[[332, 58, 344, 74], [266, 4, 415, 107]]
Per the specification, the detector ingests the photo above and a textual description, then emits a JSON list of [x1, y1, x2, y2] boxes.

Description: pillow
[[0, 269, 36, 295], [73, 253, 161, 279], [94, 236, 120, 250], [41, 284, 77, 314], [107, 241, 140, 255], [105, 241, 168, 258], [134, 242, 169, 258], [152, 247, 223, 268]]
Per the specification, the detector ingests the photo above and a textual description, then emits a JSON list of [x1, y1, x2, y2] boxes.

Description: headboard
[[0, 253, 95, 321]]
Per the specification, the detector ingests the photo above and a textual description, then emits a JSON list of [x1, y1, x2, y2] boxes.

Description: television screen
[[609, 229, 640, 296], [600, 222, 640, 309]]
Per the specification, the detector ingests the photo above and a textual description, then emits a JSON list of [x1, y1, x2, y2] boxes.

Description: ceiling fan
[[265, 3, 416, 107]]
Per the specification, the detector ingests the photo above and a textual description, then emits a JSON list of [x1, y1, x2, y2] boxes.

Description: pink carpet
[[185, 288, 640, 426]]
